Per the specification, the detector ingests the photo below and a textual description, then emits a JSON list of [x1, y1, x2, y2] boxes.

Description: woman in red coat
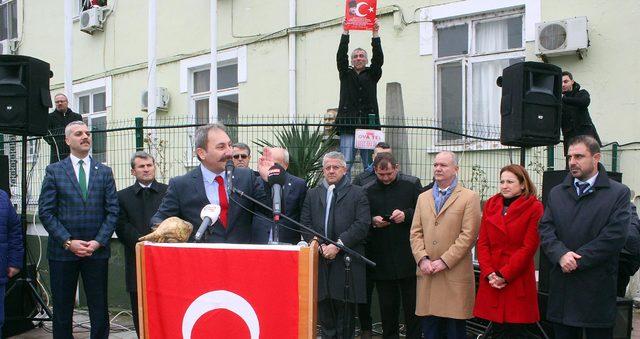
[[473, 164, 543, 338]]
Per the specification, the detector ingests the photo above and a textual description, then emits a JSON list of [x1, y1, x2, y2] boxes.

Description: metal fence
[[1, 114, 628, 214]]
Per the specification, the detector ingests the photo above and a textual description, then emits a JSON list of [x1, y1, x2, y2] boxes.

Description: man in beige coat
[[410, 151, 481, 339]]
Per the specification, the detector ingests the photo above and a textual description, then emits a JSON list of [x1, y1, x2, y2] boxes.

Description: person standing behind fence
[[38, 121, 119, 339], [409, 151, 481, 339], [115, 151, 167, 337], [561, 71, 601, 157], [539, 135, 630, 339], [473, 164, 542, 338], [0, 189, 23, 335], [336, 17, 383, 172], [44, 93, 83, 164]]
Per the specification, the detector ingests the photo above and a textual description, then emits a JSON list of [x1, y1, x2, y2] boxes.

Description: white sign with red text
[[355, 129, 385, 150]]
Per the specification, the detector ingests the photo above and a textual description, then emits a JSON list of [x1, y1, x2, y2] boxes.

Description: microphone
[[194, 204, 221, 242], [225, 160, 235, 194], [268, 163, 287, 219]]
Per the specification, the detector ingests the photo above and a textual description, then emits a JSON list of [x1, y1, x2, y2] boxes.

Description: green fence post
[[0, 134, 4, 156], [612, 143, 618, 172], [368, 113, 376, 126], [135, 117, 144, 151], [546, 145, 554, 170]]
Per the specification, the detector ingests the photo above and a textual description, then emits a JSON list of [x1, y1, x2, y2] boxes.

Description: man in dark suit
[[39, 120, 119, 339], [300, 151, 370, 338], [151, 123, 272, 243], [115, 151, 167, 337], [366, 153, 421, 338], [539, 135, 630, 338], [251, 147, 307, 244], [44, 93, 83, 164]]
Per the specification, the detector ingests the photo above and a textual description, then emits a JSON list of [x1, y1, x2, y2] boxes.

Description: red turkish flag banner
[[137, 243, 317, 339], [344, 0, 377, 31]]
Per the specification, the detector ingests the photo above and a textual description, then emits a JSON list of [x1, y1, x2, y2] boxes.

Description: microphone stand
[[232, 186, 376, 268], [235, 184, 371, 337]]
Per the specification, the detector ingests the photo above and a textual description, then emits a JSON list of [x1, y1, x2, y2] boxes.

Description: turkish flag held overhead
[[139, 243, 312, 339], [344, 0, 377, 31]]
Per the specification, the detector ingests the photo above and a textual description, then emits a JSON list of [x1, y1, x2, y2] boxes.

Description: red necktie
[[214, 176, 229, 228]]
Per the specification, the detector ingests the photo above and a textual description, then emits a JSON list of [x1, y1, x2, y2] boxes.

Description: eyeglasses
[[233, 154, 249, 159]]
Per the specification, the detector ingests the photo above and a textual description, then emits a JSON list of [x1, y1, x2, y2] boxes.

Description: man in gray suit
[[301, 151, 370, 338], [151, 123, 272, 243]]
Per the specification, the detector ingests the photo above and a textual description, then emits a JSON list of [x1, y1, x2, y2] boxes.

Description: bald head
[[270, 147, 290, 170]]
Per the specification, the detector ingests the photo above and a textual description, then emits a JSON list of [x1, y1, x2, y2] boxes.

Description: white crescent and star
[[354, 2, 368, 17], [182, 290, 260, 339]]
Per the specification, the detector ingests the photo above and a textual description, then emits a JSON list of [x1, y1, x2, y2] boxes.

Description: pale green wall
[[12, 0, 640, 196]]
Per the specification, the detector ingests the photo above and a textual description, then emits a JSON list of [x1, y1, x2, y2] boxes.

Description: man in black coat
[[301, 151, 370, 339], [251, 147, 307, 244], [561, 72, 601, 156], [336, 18, 383, 172], [539, 135, 630, 338], [45, 93, 83, 164], [617, 203, 640, 297], [365, 153, 421, 339], [115, 151, 167, 337]]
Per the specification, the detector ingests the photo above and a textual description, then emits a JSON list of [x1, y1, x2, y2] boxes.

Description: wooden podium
[[136, 242, 318, 338]]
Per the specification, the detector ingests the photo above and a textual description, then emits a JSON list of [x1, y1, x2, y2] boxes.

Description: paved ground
[[11, 308, 640, 338]]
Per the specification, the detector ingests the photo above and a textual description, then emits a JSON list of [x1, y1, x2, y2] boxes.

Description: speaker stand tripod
[[4, 135, 53, 323]]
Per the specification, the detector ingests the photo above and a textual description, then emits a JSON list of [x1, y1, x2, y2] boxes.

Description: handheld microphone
[[225, 160, 235, 194], [268, 163, 287, 219], [194, 204, 221, 242]]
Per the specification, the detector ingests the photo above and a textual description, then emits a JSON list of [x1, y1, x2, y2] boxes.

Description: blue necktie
[[576, 182, 590, 196]]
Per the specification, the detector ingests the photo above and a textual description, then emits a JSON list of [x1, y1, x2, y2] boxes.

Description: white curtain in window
[[476, 19, 509, 54], [472, 58, 510, 130]]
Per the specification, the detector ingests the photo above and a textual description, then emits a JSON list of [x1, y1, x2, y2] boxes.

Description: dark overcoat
[[115, 180, 168, 292], [538, 165, 630, 327], [335, 34, 383, 135], [300, 179, 370, 303]]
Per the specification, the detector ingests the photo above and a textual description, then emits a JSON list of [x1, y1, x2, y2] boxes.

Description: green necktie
[[78, 159, 88, 200]]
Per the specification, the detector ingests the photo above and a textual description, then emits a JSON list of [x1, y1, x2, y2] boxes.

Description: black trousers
[[357, 274, 375, 331], [49, 258, 109, 339], [376, 277, 420, 339], [552, 322, 613, 339], [319, 299, 356, 339], [129, 292, 140, 337]]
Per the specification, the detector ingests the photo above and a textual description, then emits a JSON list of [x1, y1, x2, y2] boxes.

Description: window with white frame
[[76, 91, 107, 163], [0, 0, 17, 42], [435, 9, 525, 141], [190, 61, 239, 141]]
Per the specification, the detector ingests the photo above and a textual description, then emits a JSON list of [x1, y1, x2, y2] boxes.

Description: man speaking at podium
[[151, 123, 272, 243]]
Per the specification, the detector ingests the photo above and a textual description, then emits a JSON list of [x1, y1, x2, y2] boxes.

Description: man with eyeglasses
[[45, 93, 83, 164], [300, 151, 370, 338], [232, 143, 252, 169]]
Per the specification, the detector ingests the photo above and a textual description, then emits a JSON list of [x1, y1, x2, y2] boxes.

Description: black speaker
[[499, 61, 562, 147], [0, 55, 52, 136], [0, 155, 10, 198]]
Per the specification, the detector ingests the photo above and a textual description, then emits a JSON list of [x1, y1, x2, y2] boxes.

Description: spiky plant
[[254, 122, 336, 187]]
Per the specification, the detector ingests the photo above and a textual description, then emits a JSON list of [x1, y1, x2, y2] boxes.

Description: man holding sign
[[336, 2, 383, 173]]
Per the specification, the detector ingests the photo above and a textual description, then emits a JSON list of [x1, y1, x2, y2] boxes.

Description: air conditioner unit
[[80, 7, 105, 34], [535, 17, 588, 57], [141, 87, 170, 111], [0, 40, 18, 55]]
